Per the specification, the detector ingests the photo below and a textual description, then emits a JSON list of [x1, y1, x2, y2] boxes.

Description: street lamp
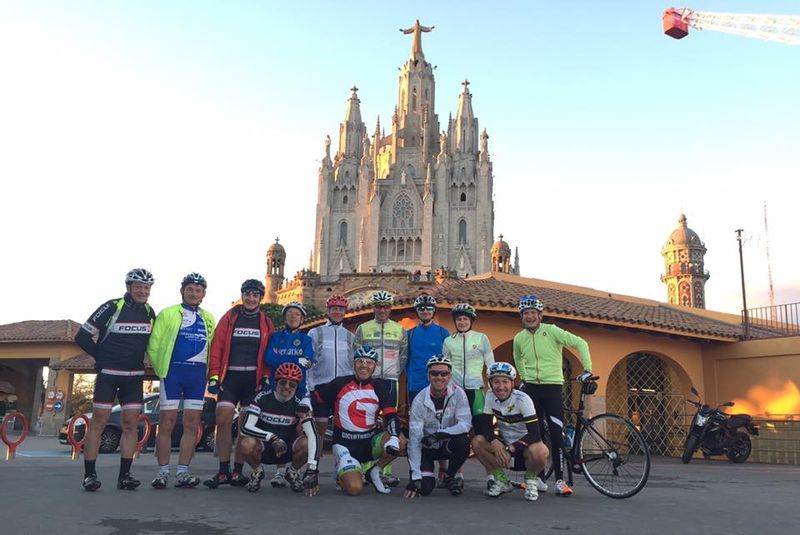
[[735, 229, 749, 340]]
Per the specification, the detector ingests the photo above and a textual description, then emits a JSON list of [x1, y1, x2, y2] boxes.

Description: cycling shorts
[[93, 369, 144, 410], [374, 378, 398, 408], [160, 364, 206, 411], [333, 431, 385, 476], [218, 370, 257, 409], [260, 435, 301, 466], [465, 388, 486, 416]]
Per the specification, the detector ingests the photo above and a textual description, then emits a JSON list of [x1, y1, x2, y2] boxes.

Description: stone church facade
[[313, 20, 495, 281]]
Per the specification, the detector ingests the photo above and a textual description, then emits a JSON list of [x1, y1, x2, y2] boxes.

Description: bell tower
[[661, 214, 710, 308], [265, 237, 286, 304]]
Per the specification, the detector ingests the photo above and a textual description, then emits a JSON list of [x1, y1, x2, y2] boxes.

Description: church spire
[[338, 85, 366, 159], [453, 79, 477, 153], [400, 19, 435, 61]]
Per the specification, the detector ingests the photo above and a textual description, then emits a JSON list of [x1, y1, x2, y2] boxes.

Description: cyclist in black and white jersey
[[74, 268, 156, 491], [472, 362, 549, 502]]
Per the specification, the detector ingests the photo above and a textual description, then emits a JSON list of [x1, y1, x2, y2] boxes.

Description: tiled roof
[[344, 273, 756, 341], [0, 320, 82, 343]]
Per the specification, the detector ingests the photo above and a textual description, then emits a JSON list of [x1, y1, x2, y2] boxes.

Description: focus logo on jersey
[[232, 327, 260, 338], [90, 302, 113, 323], [110, 322, 153, 334], [259, 411, 296, 427], [338, 389, 379, 432]]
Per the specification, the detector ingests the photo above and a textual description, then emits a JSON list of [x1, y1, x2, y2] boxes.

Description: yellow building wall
[[702, 337, 800, 414]]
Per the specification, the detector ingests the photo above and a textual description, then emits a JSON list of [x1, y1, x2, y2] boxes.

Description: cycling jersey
[[75, 294, 155, 371], [307, 320, 355, 390], [241, 386, 319, 468], [209, 305, 274, 386], [442, 330, 495, 390], [353, 319, 407, 381], [512, 323, 592, 385], [265, 328, 315, 399], [405, 322, 450, 393], [147, 303, 215, 379], [482, 389, 541, 446], [407, 383, 471, 480], [313, 375, 398, 462]]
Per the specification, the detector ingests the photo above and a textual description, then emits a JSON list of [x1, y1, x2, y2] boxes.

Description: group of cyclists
[[75, 268, 593, 502]]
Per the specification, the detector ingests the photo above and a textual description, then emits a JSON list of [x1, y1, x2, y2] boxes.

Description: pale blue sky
[[1, 1, 798, 324]]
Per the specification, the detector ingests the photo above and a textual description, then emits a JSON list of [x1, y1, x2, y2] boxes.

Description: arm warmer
[[301, 416, 320, 469], [241, 410, 276, 442]]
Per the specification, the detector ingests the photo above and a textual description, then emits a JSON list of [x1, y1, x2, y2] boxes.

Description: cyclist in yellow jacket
[[513, 294, 592, 497]]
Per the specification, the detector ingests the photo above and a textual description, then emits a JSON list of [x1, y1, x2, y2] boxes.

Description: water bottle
[[564, 424, 575, 449]]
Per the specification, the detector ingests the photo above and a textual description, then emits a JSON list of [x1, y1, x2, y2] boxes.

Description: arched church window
[[339, 221, 348, 246], [343, 194, 348, 206], [460, 192, 466, 203], [393, 194, 414, 229], [412, 87, 417, 111], [424, 88, 429, 101], [458, 219, 467, 245]]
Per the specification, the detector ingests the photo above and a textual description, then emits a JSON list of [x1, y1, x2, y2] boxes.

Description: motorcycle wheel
[[682, 434, 699, 464], [726, 432, 752, 463]]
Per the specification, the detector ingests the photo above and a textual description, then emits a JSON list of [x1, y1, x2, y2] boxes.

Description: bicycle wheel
[[577, 413, 650, 499]]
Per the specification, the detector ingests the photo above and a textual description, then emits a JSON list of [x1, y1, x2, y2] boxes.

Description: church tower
[[265, 238, 286, 304], [661, 214, 710, 308], [312, 20, 495, 280]]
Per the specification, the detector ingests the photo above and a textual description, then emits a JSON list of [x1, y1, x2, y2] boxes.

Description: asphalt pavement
[[1, 436, 798, 534]]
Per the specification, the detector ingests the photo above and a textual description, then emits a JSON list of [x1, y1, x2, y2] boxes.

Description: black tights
[[522, 383, 565, 481], [419, 433, 470, 496]]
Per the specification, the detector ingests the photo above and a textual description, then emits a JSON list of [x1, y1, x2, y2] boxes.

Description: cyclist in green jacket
[[147, 273, 216, 489], [512, 294, 592, 497]]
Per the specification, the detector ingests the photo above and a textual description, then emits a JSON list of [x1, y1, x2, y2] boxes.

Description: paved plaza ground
[[1, 436, 798, 534]]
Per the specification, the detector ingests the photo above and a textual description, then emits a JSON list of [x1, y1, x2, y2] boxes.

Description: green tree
[[70, 374, 94, 415]]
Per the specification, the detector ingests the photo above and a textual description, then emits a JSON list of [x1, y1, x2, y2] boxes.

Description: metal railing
[[743, 302, 800, 339]]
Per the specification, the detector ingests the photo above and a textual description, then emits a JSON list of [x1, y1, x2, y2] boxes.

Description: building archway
[[606, 352, 692, 456]]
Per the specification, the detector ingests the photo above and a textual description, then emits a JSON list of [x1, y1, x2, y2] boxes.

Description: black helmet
[[241, 279, 265, 295], [181, 272, 207, 289]]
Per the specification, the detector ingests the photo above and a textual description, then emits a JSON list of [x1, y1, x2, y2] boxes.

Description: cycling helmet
[[414, 295, 437, 310], [275, 362, 304, 383], [426, 354, 452, 370], [488, 362, 517, 381], [125, 268, 154, 285], [282, 301, 307, 317], [353, 345, 379, 362], [181, 272, 207, 289], [326, 294, 349, 308], [370, 290, 394, 306], [241, 279, 265, 295], [451, 303, 477, 320], [519, 294, 544, 313]]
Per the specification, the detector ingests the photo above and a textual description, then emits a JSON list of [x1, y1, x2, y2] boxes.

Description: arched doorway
[[607, 352, 691, 456]]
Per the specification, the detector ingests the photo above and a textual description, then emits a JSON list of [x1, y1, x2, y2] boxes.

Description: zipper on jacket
[[380, 322, 385, 379], [462, 334, 467, 388], [333, 324, 338, 379]]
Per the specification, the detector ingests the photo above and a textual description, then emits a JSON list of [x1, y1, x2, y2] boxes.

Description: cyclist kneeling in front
[[313, 345, 404, 496], [472, 362, 549, 502], [404, 355, 471, 498], [238, 363, 320, 496]]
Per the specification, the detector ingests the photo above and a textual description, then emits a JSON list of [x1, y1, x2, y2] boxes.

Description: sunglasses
[[277, 379, 298, 388], [417, 306, 435, 312], [428, 370, 450, 377], [242, 290, 262, 297]]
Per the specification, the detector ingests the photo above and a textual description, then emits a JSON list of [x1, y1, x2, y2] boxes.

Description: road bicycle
[[540, 375, 651, 499]]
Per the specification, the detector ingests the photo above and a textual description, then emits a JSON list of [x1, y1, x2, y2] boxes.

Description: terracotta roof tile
[[345, 274, 761, 341], [0, 320, 82, 343]]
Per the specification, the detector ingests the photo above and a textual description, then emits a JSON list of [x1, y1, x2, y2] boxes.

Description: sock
[[158, 464, 170, 475], [119, 458, 133, 479], [233, 462, 244, 474], [382, 464, 393, 476], [219, 461, 230, 474], [177, 464, 188, 475], [84, 460, 97, 478], [487, 473, 495, 482], [525, 471, 537, 481], [491, 468, 509, 482]]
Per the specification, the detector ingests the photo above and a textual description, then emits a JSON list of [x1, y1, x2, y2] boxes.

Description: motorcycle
[[681, 386, 759, 464]]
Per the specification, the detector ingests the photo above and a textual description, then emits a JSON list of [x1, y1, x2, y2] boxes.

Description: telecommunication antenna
[[763, 202, 776, 312]]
